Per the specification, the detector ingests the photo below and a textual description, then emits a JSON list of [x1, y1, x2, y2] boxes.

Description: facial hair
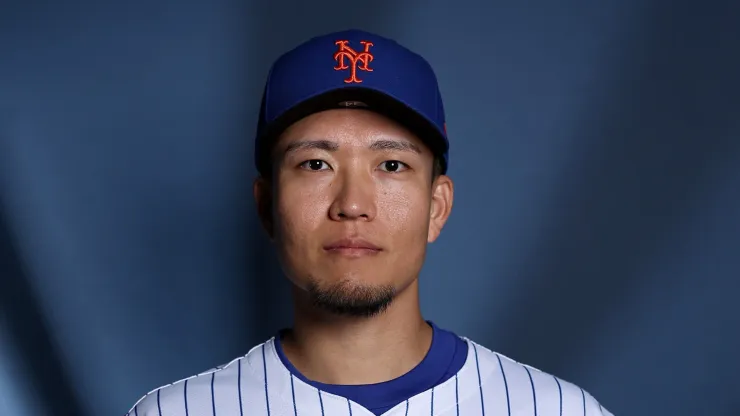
[[306, 279, 396, 318]]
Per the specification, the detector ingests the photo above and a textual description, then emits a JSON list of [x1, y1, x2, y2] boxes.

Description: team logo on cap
[[333, 40, 374, 84]]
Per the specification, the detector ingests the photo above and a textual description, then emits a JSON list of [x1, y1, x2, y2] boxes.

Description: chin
[[304, 276, 398, 318], [319, 267, 393, 286], [295, 266, 395, 294]]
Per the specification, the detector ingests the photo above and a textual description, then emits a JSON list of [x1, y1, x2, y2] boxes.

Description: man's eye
[[299, 160, 330, 171], [378, 160, 409, 173]]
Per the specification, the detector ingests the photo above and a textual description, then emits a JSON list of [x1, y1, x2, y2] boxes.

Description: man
[[126, 29, 614, 416]]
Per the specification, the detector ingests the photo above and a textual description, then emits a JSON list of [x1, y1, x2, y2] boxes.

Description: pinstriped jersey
[[126, 337, 614, 416]]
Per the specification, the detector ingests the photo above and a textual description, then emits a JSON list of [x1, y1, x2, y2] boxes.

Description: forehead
[[277, 108, 426, 149]]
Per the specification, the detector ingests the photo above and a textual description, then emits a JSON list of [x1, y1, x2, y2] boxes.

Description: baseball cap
[[254, 29, 449, 176]]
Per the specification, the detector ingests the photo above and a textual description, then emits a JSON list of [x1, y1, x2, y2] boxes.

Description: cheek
[[275, 180, 330, 241], [378, 184, 430, 236]]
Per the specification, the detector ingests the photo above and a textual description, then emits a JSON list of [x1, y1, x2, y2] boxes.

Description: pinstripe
[[472, 344, 485, 416], [156, 389, 162, 416], [211, 372, 217, 416], [580, 388, 586, 416], [524, 367, 537, 416], [455, 374, 459, 416], [318, 390, 325, 416], [125, 339, 612, 416], [184, 379, 190, 416], [553, 376, 562, 416], [290, 375, 297, 416], [495, 354, 511, 416], [262, 344, 271, 416], [238, 360, 244, 416], [431, 387, 435, 415]]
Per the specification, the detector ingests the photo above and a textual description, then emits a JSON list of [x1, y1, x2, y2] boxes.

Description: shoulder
[[124, 341, 269, 416], [465, 339, 614, 416]]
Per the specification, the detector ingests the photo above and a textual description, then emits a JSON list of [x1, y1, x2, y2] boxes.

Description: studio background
[[1, 1, 739, 415]]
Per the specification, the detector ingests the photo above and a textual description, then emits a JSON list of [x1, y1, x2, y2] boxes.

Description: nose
[[328, 171, 377, 222]]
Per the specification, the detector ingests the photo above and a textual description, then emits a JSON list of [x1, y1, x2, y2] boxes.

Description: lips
[[323, 238, 382, 256]]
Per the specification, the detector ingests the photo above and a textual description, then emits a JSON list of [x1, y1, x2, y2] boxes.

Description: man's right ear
[[253, 177, 274, 240]]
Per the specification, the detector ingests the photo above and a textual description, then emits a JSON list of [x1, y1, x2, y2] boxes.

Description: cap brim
[[256, 87, 447, 176]]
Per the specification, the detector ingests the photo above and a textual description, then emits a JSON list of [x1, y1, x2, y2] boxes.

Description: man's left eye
[[378, 160, 409, 173]]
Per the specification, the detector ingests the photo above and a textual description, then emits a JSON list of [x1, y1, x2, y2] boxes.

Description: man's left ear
[[428, 175, 454, 243]]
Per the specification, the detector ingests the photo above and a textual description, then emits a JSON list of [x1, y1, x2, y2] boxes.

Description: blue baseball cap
[[254, 29, 449, 175]]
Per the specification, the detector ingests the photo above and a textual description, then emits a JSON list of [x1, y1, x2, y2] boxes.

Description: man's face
[[255, 109, 453, 317]]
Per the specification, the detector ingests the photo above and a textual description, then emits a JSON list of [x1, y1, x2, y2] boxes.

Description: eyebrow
[[283, 139, 421, 156], [369, 139, 422, 154], [283, 140, 339, 155]]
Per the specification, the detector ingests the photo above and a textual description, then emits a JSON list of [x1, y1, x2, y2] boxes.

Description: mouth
[[323, 238, 382, 257]]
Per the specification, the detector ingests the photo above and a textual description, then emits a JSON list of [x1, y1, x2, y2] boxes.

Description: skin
[[253, 108, 454, 385]]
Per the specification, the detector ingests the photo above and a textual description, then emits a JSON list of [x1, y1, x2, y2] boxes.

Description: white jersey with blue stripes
[[126, 337, 614, 416]]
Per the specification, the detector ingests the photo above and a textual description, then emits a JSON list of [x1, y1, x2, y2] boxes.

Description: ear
[[428, 175, 454, 243], [253, 176, 275, 240]]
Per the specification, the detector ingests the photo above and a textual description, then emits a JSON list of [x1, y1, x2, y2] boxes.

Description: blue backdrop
[[1, 1, 739, 415]]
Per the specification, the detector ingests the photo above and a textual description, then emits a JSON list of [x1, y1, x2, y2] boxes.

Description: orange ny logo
[[333, 40, 374, 83]]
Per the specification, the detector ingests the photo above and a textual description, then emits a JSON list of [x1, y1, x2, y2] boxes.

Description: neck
[[281, 280, 432, 385]]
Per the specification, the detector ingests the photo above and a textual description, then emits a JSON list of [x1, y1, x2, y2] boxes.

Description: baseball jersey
[[272, 322, 469, 414], [126, 329, 614, 416]]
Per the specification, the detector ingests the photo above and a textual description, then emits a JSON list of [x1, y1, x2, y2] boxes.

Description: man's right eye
[[299, 160, 330, 171]]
